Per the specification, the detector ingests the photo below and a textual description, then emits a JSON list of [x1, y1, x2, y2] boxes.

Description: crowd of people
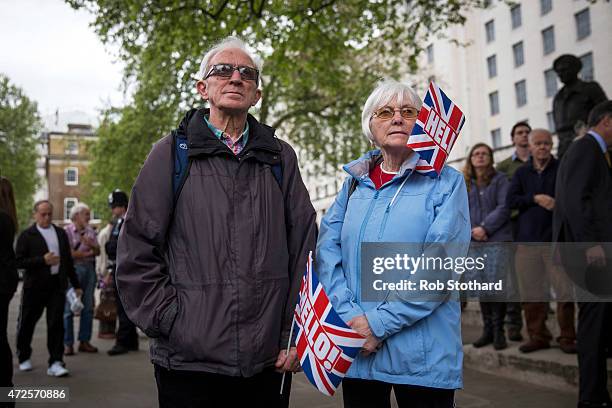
[[463, 104, 612, 407], [0, 37, 610, 408]]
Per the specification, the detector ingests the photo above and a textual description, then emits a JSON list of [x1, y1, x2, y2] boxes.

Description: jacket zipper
[[355, 189, 379, 303]]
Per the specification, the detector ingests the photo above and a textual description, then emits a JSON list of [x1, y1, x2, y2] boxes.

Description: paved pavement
[[6, 288, 578, 407]]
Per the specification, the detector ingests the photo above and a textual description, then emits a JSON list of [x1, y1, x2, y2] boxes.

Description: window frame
[[489, 91, 500, 116], [491, 128, 502, 149], [510, 4, 522, 29], [64, 197, 78, 222], [575, 8, 591, 40], [487, 54, 497, 78], [515, 80, 528, 107], [64, 167, 79, 186], [542, 26, 555, 55], [512, 41, 524, 67], [485, 19, 495, 43]]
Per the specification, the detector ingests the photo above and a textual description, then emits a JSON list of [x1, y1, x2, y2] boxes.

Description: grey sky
[[0, 0, 125, 126]]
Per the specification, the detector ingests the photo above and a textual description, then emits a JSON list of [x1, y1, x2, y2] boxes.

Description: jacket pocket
[[168, 284, 237, 366], [376, 322, 427, 376]]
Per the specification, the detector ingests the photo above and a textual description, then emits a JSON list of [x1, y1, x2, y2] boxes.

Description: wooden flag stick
[[279, 313, 296, 395]]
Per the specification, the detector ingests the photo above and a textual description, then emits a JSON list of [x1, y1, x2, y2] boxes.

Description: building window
[[546, 112, 555, 132], [542, 26, 555, 55], [575, 8, 591, 40], [426, 44, 434, 64], [544, 69, 558, 98], [64, 167, 78, 186], [540, 0, 552, 15], [64, 197, 78, 221], [487, 55, 497, 78], [485, 20, 495, 43], [65, 141, 78, 155], [510, 5, 522, 29], [489, 91, 500, 116], [515, 80, 527, 107], [491, 129, 502, 149], [512, 42, 524, 67], [579, 52, 594, 81]]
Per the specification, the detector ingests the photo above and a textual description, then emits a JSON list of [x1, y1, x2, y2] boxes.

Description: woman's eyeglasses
[[204, 64, 259, 82], [372, 106, 419, 120]]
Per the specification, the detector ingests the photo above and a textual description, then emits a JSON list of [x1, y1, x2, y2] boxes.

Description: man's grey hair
[[69, 202, 90, 221], [361, 79, 422, 144], [587, 100, 612, 128], [196, 36, 263, 87], [528, 128, 553, 144]]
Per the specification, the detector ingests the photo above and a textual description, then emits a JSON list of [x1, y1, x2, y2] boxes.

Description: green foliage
[[0, 74, 41, 230], [67, 0, 482, 208]]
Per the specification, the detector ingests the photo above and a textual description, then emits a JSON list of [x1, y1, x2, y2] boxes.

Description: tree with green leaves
[[0, 74, 41, 230], [68, 0, 483, 211]]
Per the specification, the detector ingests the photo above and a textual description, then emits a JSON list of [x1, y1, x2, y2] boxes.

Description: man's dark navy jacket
[[507, 157, 558, 242]]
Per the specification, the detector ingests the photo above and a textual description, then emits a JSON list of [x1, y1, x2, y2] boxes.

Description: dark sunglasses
[[372, 106, 419, 120], [204, 63, 259, 82]]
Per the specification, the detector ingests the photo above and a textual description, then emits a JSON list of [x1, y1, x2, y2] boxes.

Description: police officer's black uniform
[[106, 190, 139, 356]]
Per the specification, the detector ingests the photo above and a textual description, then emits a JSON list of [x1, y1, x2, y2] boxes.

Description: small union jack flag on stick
[[287, 252, 366, 396], [407, 82, 466, 178]]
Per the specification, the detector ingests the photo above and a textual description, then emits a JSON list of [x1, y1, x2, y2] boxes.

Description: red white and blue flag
[[293, 252, 366, 396], [407, 82, 466, 178]]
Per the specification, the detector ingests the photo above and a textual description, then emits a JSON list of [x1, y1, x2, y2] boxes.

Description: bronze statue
[[552, 54, 607, 158]]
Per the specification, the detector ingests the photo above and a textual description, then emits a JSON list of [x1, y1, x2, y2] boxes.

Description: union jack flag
[[407, 82, 466, 178], [293, 252, 366, 396]]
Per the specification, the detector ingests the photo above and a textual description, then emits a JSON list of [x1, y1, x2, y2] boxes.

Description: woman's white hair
[[69, 202, 89, 221], [361, 79, 422, 144], [196, 36, 263, 87]]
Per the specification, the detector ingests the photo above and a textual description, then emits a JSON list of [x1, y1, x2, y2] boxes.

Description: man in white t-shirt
[[15, 200, 81, 377]]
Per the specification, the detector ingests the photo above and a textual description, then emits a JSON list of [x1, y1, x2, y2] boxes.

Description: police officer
[[106, 190, 139, 356]]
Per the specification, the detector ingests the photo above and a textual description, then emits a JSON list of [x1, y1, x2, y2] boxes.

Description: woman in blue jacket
[[316, 79, 470, 408]]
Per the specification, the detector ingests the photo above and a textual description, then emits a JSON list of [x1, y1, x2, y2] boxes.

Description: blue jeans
[[64, 263, 96, 345]]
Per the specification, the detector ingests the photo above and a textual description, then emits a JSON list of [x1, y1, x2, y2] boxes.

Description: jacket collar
[[184, 108, 281, 160], [343, 149, 420, 182], [526, 156, 558, 173]]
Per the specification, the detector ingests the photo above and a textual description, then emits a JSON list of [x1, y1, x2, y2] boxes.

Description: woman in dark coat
[[0, 177, 19, 397], [463, 143, 512, 350]]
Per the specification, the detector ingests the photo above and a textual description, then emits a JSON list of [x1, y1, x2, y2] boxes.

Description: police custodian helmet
[[108, 189, 129, 208]]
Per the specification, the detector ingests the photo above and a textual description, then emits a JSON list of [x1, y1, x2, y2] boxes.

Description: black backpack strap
[[348, 177, 358, 199]]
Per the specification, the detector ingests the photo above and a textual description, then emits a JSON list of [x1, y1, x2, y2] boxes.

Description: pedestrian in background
[[496, 121, 532, 343], [105, 190, 138, 356], [554, 101, 612, 408], [15, 200, 81, 377], [95, 220, 115, 339], [464, 143, 512, 351], [0, 177, 18, 404], [507, 129, 576, 354], [63, 202, 99, 355]]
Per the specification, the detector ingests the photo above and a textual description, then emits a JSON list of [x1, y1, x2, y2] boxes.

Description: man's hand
[[275, 347, 300, 373], [534, 194, 555, 211], [586, 245, 606, 268], [75, 288, 83, 297], [44, 252, 60, 266], [347, 315, 381, 356], [471, 226, 488, 242]]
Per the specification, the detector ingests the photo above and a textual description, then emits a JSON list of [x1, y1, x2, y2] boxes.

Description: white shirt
[[36, 224, 60, 275]]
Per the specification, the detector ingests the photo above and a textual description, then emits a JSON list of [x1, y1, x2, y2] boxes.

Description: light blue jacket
[[315, 150, 470, 389]]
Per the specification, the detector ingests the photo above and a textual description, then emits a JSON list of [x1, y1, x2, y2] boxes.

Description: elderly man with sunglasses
[[114, 37, 317, 407]]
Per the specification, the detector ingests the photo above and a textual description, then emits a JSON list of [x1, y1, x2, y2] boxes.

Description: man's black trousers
[[154, 364, 291, 408], [15, 277, 64, 366], [578, 302, 612, 405], [112, 271, 138, 349]]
